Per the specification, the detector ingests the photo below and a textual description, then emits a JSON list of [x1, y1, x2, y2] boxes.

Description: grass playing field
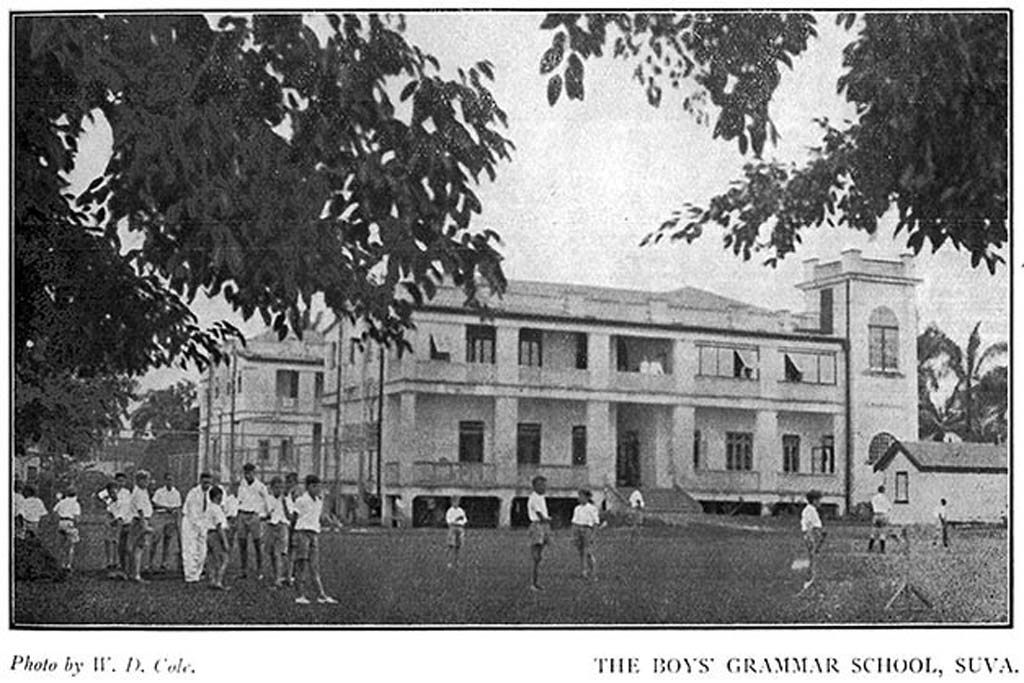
[[13, 518, 1008, 626]]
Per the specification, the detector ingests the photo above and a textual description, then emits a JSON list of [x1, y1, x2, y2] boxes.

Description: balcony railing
[[517, 366, 590, 389], [516, 464, 591, 490], [385, 461, 498, 488], [775, 471, 842, 495], [610, 371, 676, 393], [686, 469, 762, 493]]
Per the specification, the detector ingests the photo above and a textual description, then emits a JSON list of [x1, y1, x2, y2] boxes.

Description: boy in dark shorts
[[527, 475, 551, 591], [290, 475, 336, 604], [445, 496, 468, 569], [266, 477, 290, 588], [205, 486, 230, 590], [571, 489, 600, 580]]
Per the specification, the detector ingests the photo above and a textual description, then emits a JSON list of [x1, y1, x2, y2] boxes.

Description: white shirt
[[206, 502, 228, 532], [293, 493, 324, 533], [223, 494, 239, 518], [128, 486, 153, 520], [20, 497, 47, 523], [571, 502, 600, 527], [54, 497, 81, 520], [183, 485, 210, 523], [109, 488, 133, 523], [151, 486, 182, 510], [267, 495, 289, 525], [871, 492, 892, 516], [527, 491, 549, 523], [237, 478, 269, 515], [629, 489, 645, 509], [801, 504, 822, 532], [446, 506, 467, 527]]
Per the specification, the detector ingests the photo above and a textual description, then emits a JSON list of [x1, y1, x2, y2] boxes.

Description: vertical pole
[[376, 341, 385, 505], [333, 322, 344, 483], [229, 346, 237, 479]]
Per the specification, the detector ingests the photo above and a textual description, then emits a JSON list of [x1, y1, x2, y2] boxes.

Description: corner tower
[[797, 249, 921, 508]]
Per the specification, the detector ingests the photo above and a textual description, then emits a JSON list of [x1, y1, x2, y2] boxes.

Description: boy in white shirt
[[445, 496, 468, 569], [53, 485, 82, 571], [527, 475, 551, 591], [127, 470, 155, 582], [149, 472, 182, 572], [571, 489, 601, 580], [204, 486, 230, 590], [19, 485, 48, 538], [97, 481, 122, 572], [222, 485, 240, 555], [800, 490, 826, 591], [291, 475, 337, 605], [266, 477, 291, 588], [869, 485, 892, 554], [628, 488, 645, 543], [236, 463, 271, 580], [181, 473, 213, 583]]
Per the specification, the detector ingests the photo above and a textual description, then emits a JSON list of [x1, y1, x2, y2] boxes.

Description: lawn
[[12, 519, 1008, 626]]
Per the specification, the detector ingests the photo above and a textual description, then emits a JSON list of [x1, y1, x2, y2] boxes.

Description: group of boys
[[177, 465, 337, 604], [13, 479, 80, 571]]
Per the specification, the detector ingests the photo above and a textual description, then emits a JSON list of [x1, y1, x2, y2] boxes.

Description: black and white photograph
[[6, 5, 1013, 643]]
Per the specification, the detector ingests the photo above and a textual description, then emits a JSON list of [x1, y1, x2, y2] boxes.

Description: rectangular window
[[429, 334, 451, 361], [812, 436, 836, 474], [314, 372, 324, 400], [280, 438, 293, 464], [571, 425, 587, 466], [616, 338, 629, 371], [276, 370, 299, 399], [574, 332, 588, 370], [329, 342, 337, 369], [698, 345, 759, 379], [466, 325, 496, 364], [869, 326, 899, 371], [458, 421, 484, 463], [895, 471, 909, 503], [783, 434, 800, 473], [349, 338, 360, 365], [820, 288, 834, 334], [236, 373, 243, 394], [518, 328, 543, 367], [258, 439, 271, 462], [312, 423, 323, 466], [516, 423, 542, 465], [782, 352, 836, 385], [693, 429, 702, 470], [725, 432, 753, 471]]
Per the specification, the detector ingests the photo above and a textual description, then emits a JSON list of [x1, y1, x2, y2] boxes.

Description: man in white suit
[[181, 472, 213, 583]]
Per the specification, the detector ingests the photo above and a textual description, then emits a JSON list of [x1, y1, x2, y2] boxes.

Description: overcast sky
[[66, 12, 1009, 390]]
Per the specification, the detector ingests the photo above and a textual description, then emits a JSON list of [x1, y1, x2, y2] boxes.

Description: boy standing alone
[[290, 475, 337, 605], [571, 489, 600, 580], [445, 496, 468, 569], [869, 485, 892, 553], [800, 490, 827, 591], [527, 475, 551, 592]]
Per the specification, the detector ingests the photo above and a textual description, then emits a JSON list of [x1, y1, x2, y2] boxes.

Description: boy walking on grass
[[527, 475, 551, 591], [266, 477, 291, 588], [205, 486, 230, 590], [290, 475, 337, 605], [571, 489, 600, 580], [445, 496, 468, 569], [800, 489, 827, 591], [53, 486, 81, 571], [127, 470, 155, 583]]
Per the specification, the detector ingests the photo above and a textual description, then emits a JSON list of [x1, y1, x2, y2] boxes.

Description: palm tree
[[917, 322, 1007, 443]]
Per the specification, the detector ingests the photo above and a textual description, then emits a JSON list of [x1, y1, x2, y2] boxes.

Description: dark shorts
[[58, 519, 80, 544], [266, 523, 289, 555], [572, 524, 594, 551], [872, 514, 890, 528], [528, 521, 551, 547], [447, 526, 465, 548], [237, 511, 263, 541], [127, 519, 151, 549], [293, 530, 320, 562], [207, 530, 227, 563], [151, 511, 178, 539]]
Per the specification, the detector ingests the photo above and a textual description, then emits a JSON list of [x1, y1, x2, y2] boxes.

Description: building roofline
[[873, 441, 1008, 474], [416, 304, 847, 346]]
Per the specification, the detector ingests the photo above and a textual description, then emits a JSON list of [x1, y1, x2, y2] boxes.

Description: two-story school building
[[322, 249, 920, 526], [198, 330, 333, 484]]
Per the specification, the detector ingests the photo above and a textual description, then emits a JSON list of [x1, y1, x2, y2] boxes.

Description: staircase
[[607, 481, 703, 525]]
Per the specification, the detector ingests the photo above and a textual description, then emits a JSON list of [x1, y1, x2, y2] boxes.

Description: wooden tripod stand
[[885, 526, 933, 612]]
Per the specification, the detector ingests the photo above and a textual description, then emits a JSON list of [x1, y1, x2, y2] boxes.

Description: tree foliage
[[16, 14, 513, 453], [130, 380, 200, 437], [918, 322, 1007, 444], [540, 13, 1008, 271]]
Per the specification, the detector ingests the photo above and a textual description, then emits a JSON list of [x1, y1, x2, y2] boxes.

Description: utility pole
[[332, 322, 344, 482], [375, 341, 385, 508]]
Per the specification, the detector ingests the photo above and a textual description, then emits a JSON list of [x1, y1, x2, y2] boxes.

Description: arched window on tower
[[868, 432, 897, 464], [868, 307, 900, 372]]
